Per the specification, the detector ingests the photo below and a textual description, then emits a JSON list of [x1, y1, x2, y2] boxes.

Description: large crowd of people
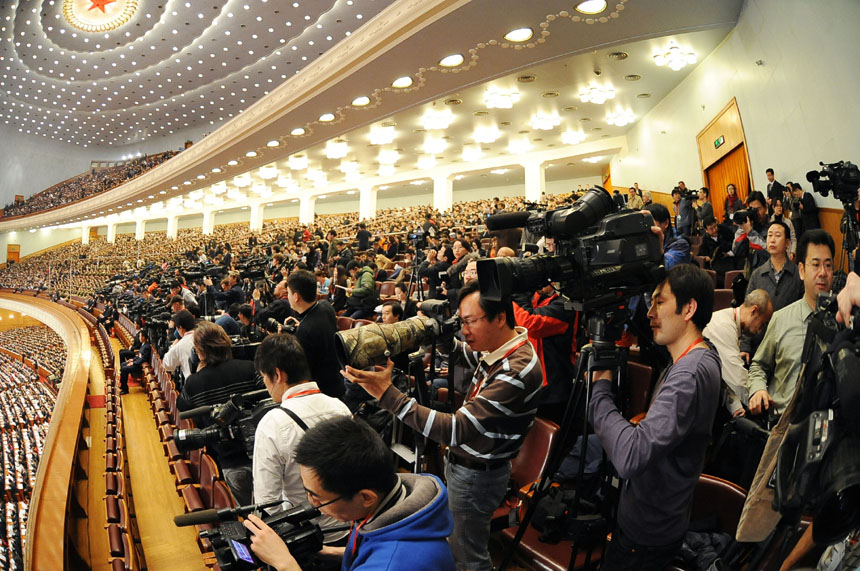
[[1, 171, 859, 570], [0, 351, 56, 571], [1, 151, 178, 218], [0, 326, 67, 380]]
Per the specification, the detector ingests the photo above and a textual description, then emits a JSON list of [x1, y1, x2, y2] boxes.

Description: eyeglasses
[[305, 487, 343, 508], [460, 314, 487, 328]]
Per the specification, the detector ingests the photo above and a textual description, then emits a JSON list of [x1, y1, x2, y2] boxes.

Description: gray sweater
[[590, 346, 721, 546]]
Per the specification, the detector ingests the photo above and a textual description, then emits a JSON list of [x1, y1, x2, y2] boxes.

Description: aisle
[[112, 339, 204, 571]]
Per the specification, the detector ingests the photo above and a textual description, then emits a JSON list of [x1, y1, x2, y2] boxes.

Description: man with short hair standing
[[343, 279, 543, 571], [591, 264, 721, 569]]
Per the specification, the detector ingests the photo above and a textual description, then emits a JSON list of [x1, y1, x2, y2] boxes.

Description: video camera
[[174, 502, 324, 571], [807, 160, 860, 205], [477, 186, 665, 311], [773, 293, 860, 544], [174, 389, 277, 457], [334, 299, 458, 370]]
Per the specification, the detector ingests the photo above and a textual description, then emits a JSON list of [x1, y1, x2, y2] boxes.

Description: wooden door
[[706, 143, 750, 223]]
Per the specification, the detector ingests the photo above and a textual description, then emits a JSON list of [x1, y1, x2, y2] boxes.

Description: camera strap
[[274, 405, 310, 431]]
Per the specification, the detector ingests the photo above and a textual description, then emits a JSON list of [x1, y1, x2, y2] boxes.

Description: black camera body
[[807, 160, 860, 204], [477, 187, 665, 310], [175, 389, 277, 458]]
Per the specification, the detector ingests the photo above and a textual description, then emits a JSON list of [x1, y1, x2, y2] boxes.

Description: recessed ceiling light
[[246, 151, 257, 158], [542, 91, 559, 98], [576, 0, 607, 14], [637, 93, 652, 99], [267, 140, 280, 147], [228, 160, 239, 166], [352, 96, 370, 106], [290, 127, 306, 136], [608, 51, 629, 60], [504, 27, 533, 43], [439, 54, 464, 67], [517, 75, 536, 83], [211, 167, 222, 173], [319, 113, 335, 122], [624, 74, 642, 81], [197, 174, 206, 179], [444, 98, 462, 106], [392, 76, 413, 89]]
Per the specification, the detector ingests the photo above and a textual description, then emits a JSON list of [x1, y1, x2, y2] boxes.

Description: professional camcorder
[[477, 186, 665, 309], [174, 389, 276, 457], [774, 293, 860, 544], [807, 160, 860, 205], [334, 299, 458, 370], [174, 502, 324, 571]]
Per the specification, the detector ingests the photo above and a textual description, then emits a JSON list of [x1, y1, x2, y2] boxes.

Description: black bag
[[531, 486, 608, 545], [707, 416, 770, 491]]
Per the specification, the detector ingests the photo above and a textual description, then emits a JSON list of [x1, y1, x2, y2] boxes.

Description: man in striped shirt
[[343, 279, 544, 571]]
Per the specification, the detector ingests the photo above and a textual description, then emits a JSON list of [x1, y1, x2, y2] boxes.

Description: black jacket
[[294, 301, 344, 398], [133, 342, 152, 367]]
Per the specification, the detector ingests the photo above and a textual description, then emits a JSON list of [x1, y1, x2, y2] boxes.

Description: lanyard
[[285, 388, 320, 400], [467, 339, 527, 402], [348, 513, 373, 563], [674, 337, 705, 364]]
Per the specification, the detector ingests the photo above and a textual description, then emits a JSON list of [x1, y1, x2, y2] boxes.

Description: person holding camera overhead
[[176, 321, 265, 505], [244, 416, 455, 571], [342, 279, 543, 571], [251, 334, 351, 566]]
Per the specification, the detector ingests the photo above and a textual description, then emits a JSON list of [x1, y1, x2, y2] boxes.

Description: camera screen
[[231, 539, 255, 563]]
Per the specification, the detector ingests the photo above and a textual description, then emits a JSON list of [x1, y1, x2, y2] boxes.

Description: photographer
[[342, 279, 543, 571], [177, 321, 264, 505], [255, 279, 292, 330], [205, 270, 244, 309], [237, 303, 265, 340], [672, 184, 693, 237], [591, 264, 721, 569], [251, 335, 351, 547], [243, 416, 455, 571], [344, 260, 378, 320], [283, 270, 344, 399], [162, 309, 197, 381]]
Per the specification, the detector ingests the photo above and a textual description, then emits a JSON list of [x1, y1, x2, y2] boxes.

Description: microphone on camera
[[173, 500, 283, 527], [485, 211, 531, 231]]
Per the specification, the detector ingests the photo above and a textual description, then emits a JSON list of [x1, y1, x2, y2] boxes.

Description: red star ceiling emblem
[[88, 0, 117, 14]]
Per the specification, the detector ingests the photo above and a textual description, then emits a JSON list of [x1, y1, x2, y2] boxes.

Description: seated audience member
[[627, 187, 644, 210], [214, 303, 242, 336], [703, 289, 773, 415], [177, 321, 265, 505], [330, 265, 349, 313], [769, 197, 797, 259], [243, 416, 455, 571], [697, 215, 737, 279], [162, 309, 197, 381], [118, 330, 152, 394], [591, 264, 720, 570], [393, 282, 418, 319], [344, 260, 378, 320], [747, 230, 834, 417], [644, 203, 691, 268], [252, 334, 351, 548], [739, 219, 803, 363]]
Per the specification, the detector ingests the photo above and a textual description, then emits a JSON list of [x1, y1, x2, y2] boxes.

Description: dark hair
[[294, 416, 398, 498], [747, 191, 767, 207], [394, 281, 408, 294], [768, 219, 791, 241], [797, 229, 835, 266], [193, 321, 233, 366], [702, 215, 717, 228], [139, 329, 149, 342], [382, 301, 403, 320], [457, 279, 515, 328], [643, 203, 670, 224], [238, 304, 254, 320], [254, 333, 312, 385], [664, 264, 714, 331], [287, 269, 317, 303], [346, 260, 360, 272], [671, 188, 681, 196], [172, 309, 195, 332], [334, 265, 348, 286], [456, 238, 471, 251], [227, 303, 240, 319], [766, 168, 775, 175], [169, 295, 184, 306], [699, 187, 710, 198]]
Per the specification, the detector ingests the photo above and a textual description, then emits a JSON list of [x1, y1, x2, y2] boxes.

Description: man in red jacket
[[512, 284, 577, 423]]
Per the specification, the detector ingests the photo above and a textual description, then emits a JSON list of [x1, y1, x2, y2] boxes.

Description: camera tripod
[[499, 302, 634, 571]]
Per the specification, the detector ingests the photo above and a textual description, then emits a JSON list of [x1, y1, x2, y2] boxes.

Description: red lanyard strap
[[285, 388, 320, 400], [675, 337, 705, 364]]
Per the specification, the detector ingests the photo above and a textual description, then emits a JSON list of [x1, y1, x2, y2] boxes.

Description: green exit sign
[[714, 135, 725, 149]]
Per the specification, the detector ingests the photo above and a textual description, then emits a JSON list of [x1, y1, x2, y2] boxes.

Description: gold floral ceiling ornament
[[63, 0, 139, 33]]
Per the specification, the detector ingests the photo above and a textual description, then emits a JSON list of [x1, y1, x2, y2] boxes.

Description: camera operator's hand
[[243, 513, 300, 571], [739, 351, 751, 366], [342, 358, 394, 400], [837, 271, 860, 326], [283, 316, 299, 327], [749, 389, 776, 415], [203, 276, 212, 287]]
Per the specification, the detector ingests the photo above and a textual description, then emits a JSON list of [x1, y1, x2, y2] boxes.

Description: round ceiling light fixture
[[267, 140, 280, 147], [63, 0, 139, 33], [319, 113, 335, 122], [245, 151, 258, 158], [290, 127, 306, 136], [392, 76, 413, 89], [504, 27, 533, 43], [575, 0, 607, 15], [352, 96, 370, 107], [439, 54, 464, 67]]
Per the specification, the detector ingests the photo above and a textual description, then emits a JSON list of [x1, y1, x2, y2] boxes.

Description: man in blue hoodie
[[243, 416, 455, 571]]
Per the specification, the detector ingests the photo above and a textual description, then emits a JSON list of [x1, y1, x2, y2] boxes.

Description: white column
[[107, 223, 117, 244], [81, 225, 90, 245], [432, 174, 453, 212], [359, 184, 377, 221], [249, 202, 264, 233], [523, 160, 546, 203], [134, 218, 146, 241], [299, 196, 316, 225], [202, 209, 215, 235], [167, 215, 179, 240]]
